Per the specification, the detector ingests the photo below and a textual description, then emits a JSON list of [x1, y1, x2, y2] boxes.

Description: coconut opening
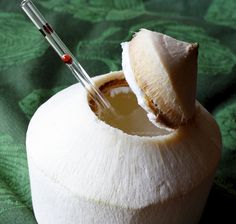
[[89, 79, 171, 137]]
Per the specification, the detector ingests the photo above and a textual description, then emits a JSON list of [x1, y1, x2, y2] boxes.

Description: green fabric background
[[0, 0, 236, 223]]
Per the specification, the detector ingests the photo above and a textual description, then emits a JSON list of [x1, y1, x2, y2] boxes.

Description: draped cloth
[[0, 0, 235, 223]]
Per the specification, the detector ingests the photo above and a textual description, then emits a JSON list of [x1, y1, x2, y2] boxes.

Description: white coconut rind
[[27, 71, 221, 224], [123, 29, 198, 128], [29, 159, 214, 224], [122, 42, 170, 130]]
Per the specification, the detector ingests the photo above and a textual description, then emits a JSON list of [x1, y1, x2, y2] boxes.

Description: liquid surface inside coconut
[[99, 87, 170, 137]]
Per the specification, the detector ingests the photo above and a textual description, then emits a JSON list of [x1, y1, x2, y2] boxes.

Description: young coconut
[[26, 31, 221, 223]]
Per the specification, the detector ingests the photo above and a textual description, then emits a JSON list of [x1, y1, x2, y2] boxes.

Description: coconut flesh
[[26, 29, 221, 224]]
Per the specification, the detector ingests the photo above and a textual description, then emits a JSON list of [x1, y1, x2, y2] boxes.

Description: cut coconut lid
[[122, 29, 198, 130]]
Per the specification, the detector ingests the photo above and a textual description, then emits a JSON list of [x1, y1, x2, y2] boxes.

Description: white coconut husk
[[26, 71, 221, 224], [122, 29, 198, 129]]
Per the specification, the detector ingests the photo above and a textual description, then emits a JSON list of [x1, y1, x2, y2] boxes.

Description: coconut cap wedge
[[122, 29, 198, 129]]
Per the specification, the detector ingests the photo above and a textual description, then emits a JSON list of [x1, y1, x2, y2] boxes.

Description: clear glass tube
[[21, 0, 114, 114]]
